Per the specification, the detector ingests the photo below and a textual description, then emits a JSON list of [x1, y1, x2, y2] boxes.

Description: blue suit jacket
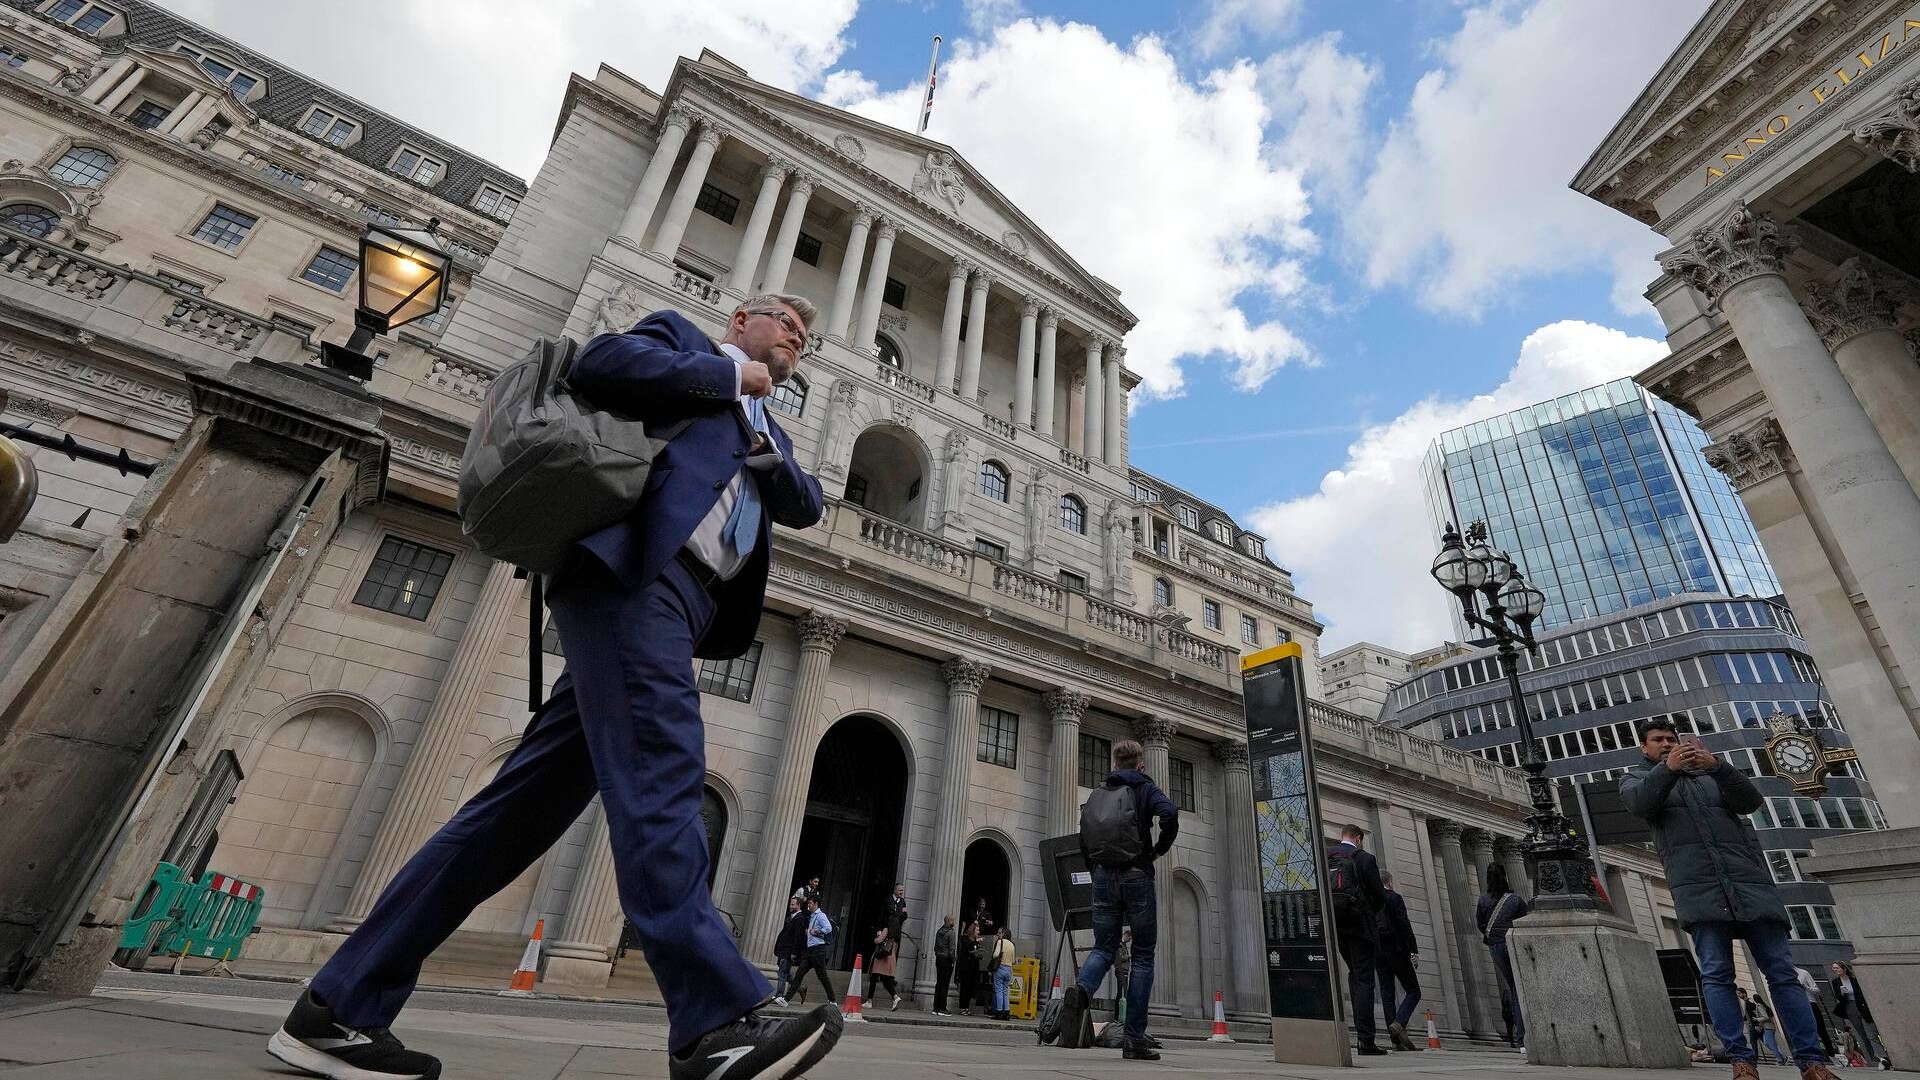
[[564, 310, 824, 659]]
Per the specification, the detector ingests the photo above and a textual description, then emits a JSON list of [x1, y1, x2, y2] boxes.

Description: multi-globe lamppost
[[1429, 520, 1598, 910]]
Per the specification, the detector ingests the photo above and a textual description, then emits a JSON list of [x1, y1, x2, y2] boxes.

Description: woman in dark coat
[[955, 921, 981, 1015], [1476, 864, 1529, 1048], [1829, 961, 1892, 1069]]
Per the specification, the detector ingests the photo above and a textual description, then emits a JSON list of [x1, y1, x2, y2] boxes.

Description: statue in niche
[[940, 430, 972, 528], [815, 379, 858, 480], [1024, 465, 1057, 568], [1102, 498, 1128, 593], [911, 151, 967, 212]]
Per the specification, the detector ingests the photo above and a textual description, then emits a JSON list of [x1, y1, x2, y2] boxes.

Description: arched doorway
[[700, 785, 727, 892], [845, 426, 928, 528], [960, 837, 1012, 934], [1172, 874, 1206, 1017], [792, 715, 910, 969]]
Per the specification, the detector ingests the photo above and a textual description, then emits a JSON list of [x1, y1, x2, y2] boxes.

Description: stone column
[[339, 559, 524, 925], [1014, 297, 1039, 429], [935, 261, 971, 392], [159, 91, 206, 137], [1409, 811, 1462, 1035], [1431, 820, 1490, 1036], [543, 802, 624, 989], [1103, 345, 1126, 465], [1134, 715, 1178, 1011], [616, 102, 692, 245], [649, 119, 727, 259], [758, 171, 816, 296], [1035, 310, 1059, 438], [1462, 828, 1505, 1027], [1493, 835, 1531, 899], [173, 96, 222, 142], [925, 657, 990, 994], [1040, 688, 1089, 986], [741, 612, 847, 964], [726, 158, 791, 291], [1082, 337, 1106, 458], [958, 271, 991, 402], [1214, 741, 1266, 1017], [1662, 206, 1920, 722], [827, 204, 874, 341], [97, 66, 148, 113], [80, 56, 135, 103], [1804, 260, 1920, 494], [853, 219, 898, 355]]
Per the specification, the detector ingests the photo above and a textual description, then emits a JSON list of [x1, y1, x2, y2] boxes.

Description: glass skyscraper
[[1422, 378, 1780, 634]]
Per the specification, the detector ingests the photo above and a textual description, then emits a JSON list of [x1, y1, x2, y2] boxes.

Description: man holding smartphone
[[1622, 718, 1834, 1080]]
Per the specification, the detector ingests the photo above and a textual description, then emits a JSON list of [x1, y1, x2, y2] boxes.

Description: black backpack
[[1326, 844, 1366, 917], [1079, 781, 1143, 866], [1035, 989, 1094, 1048]]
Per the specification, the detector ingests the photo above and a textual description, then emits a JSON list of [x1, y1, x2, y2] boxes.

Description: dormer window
[[1176, 504, 1198, 530], [299, 106, 359, 148], [1130, 481, 1157, 502], [1208, 520, 1232, 545], [473, 183, 520, 222], [45, 0, 118, 35], [172, 43, 261, 98], [389, 145, 444, 186], [1243, 536, 1264, 559]]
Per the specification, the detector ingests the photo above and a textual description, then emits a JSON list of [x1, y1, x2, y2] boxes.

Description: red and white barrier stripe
[[1209, 990, 1233, 1042], [207, 874, 261, 902], [842, 955, 867, 1022]]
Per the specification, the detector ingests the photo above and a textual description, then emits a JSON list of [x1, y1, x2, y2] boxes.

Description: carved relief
[[1, 393, 75, 425], [939, 428, 972, 530], [1702, 417, 1792, 492], [1101, 498, 1127, 597], [1002, 230, 1029, 258], [1853, 78, 1920, 173], [910, 151, 967, 212], [1659, 203, 1796, 306], [1023, 464, 1057, 570], [832, 133, 867, 162], [590, 283, 647, 339], [814, 379, 857, 480], [1804, 258, 1905, 350]]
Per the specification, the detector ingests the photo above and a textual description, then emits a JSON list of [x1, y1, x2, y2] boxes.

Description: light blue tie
[[721, 397, 767, 559]]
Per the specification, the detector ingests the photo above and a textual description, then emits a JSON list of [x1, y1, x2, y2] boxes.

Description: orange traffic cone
[[504, 919, 543, 995], [1426, 1007, 1442, 1050], [842, 954, 867, 1022], [1208, 989, 1233, 1042], [1050, 975, 1062, 1001]]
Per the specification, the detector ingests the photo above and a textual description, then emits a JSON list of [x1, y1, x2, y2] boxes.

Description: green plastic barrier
[[158, 871, 264, 962], [117, 861, 197, 952]]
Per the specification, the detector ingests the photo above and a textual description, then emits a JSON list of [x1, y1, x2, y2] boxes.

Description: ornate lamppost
[[319, 219, 452, 381], [1430, 520, 1597, 910]]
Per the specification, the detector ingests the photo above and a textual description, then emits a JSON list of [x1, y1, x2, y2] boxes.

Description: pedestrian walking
[[956, 921, 982, 1015], [864, 928, 902, 1012], [990, 926, 1017, 1020], [1328, 823, 1389, 1056], [1739, 987, 1786, 1064], [932, 915, 958, 1016], [268, 297, 835, 1080], [1622, 717, 1836, 1080], [1829, 961, 1892, 1070], [1053, 738, 1179, 1061], [1476, 863, 1529, 1052], [771, 897, 807, 1006], [1798, 966, 1837, 1060], [1375, 870, 1423, 1051], [885, 883, 909, 941], [783, 897, 837, 1006]]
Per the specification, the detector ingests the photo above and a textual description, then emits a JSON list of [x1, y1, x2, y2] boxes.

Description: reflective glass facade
[[1422, 379, 1780, 635]]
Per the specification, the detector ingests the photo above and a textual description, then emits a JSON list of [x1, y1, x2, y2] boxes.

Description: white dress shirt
[[683, 343, 783, 580]]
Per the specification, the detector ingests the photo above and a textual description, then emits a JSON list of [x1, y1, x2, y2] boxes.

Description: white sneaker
[[862, 1000, 873, 1009], [891, 995, 902, 1011], [771, 996, 787, 1007]]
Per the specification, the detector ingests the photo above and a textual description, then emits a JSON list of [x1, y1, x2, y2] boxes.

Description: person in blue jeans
[[1058, 738, 1179, 1060], [990, 927, 1016, 1019], [1622, 718, 1836, 1080]]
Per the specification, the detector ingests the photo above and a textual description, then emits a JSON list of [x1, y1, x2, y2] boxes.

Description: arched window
[[1, 204, 57, 238], [1154, 577, 1173, 607], [1059, 494, 1086, 535], [769, 373, 807, 418], [875, 333, 904, 369], [48, 146, 117, 188], [978, 460, 1010, 502]]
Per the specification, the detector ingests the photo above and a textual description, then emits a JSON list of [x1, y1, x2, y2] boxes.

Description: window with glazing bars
[[1078, 733, 1111, 789], [795, 231, 823, 266], [352, 536, 454, 620], [302, 247, 357, 292], [769, 376, 806, 418], [697, 641, 762, 702], [977, 706, 1018, 769], [693, 182, 739, 224], [192, 204, 257, 250], [127, 100, 170, 130], [49, 146, 115, 187], [1170, 758, 1195, 812]]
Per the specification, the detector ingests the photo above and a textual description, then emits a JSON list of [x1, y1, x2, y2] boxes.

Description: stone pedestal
[[1507, 908, 1690, 1068], [540, 945, 615, 991], [1803, 826, 1920, 1070]]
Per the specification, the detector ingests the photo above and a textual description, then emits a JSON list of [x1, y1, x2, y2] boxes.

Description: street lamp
[[321, 218, 452, 381], [1429, 520, 1596, 911]]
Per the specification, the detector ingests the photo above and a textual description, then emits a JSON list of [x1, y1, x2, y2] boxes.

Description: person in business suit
[[1329, 823, 1388, 1055], [1375, 871, 1423, 1051], [270, 295, 834, 1080]]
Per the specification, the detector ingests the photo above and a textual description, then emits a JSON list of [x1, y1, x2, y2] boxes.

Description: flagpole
[[918, 34, 942, 134]]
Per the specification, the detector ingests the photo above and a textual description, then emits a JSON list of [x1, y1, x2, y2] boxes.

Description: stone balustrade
[[1086, 596, 1151, 643], [1, 228, 121, 298], [163, 296, 269, 352], [1161, 625, 1230, 670], [670, 270, 725, 306], [424, 357, 493, 401], [855, 510, 971, 577], [1059, 446, 1092, 474], [1306, 698, 1533, 804], [989, 560, 1064, 613], [873, 362, 937, 403], [983, 413, 1017, 441]]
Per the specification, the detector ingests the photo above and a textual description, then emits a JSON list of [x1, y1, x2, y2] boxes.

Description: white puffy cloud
[[1260, 32, 1381, 195], [1248, 320, 1668, 653], [827, 19, 1316, 397], [1347, 0, 1707, 316], [964, 0, 1028, 35], [167, 0, 860, 178], [1192, 0, 1302, 58]]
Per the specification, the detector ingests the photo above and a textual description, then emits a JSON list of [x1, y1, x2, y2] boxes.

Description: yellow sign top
[[1241, 641, 1304, 672]]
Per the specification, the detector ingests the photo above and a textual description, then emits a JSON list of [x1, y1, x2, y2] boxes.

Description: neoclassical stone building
[[1, 2, 1686, 1039]]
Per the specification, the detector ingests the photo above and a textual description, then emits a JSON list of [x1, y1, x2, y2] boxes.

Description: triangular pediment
[[679, 64, 1134, 325]]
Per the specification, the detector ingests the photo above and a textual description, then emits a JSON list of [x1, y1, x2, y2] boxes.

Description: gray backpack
[[456, 336, 688, 576], [1079, 781, 1143, 866]]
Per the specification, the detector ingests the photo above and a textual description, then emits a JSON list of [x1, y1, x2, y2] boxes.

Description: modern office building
[[1316, 641, 1414, 720], [1422, 378, 1780, 636], [1381, 591, 1885, 969]]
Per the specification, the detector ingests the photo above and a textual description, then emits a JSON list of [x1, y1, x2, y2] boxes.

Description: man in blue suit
[[270, 295, 836, 1080]]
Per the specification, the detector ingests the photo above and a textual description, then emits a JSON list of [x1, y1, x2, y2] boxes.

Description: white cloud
[[1248, 320, 1667, 653], [1260, 32, 1381, 195], [167, 0, 860, 178], [963, 0, 1027, 35], [827, 19, 1316, 398], [1193, 0, 1302, 58], [1347, 0, 1707, 316]]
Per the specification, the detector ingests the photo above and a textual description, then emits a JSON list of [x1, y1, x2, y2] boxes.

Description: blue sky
[[181, 0, 1712, 649]]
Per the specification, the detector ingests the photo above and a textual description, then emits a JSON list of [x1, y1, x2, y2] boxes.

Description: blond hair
[[737, 292, 820, 330], [1111, 739, 1145, 771]]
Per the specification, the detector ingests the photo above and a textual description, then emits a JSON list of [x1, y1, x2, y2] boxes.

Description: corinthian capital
[[1658, 203, 1798, 306], [851, 202, 878, 229], [1133, 715, 1177, 747], [1702, 416, 1792, 492], [949, 258, 977, 282], [942, 656, 991, 693], [787, 171, 818, 198], [1491, 835, 1524, 859], [761, 155, 796, 182], [796, 611, 848, 650], [695, 121, 733, 149], [1040, 308, 1060, 332], [1212, 740, 1251, 769], [1853, 79, 1920, 172], [1042, 688, 1090, 725], [1804, 258, 1906, 349], [873, 218, 900, 242], [1432, 819, 1464, 843], [662, 101, 697, 132], [1022, 294, 1041, 318]]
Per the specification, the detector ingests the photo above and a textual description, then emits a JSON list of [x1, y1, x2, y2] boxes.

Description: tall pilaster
[[649, 119, 727, 259], [79, 56, 134, 103], [1103, 345, 1126, 465], [618, 103, 693, 245], [1035, 310, 1059, 438], [339, 560, 524, 924], [828, 204, 874, 341], [936, 261, 971, 392], [1214, 741, 1266, 1017], [159, 90, 205, 138], [758, 171, 816, 295], [1431, 819, 1490, 1036], [1804, 260, 1920, 494], [741, 612, 847, 963], [925, 658, 990, 987], [1082, 337, 1106, 457], [958, 271, 991, 402], [1493, 835, 1531, 900], [1462, 828, 1504, 1026], [853, 219, 899, 355], [543, 802, 623, 989], [1134, 715, 1178, 1011], [1014, 297, 1039, 429], [1409, 811, 1462, 1035], [96, 66, 148, 113], [1662, 206, 1920, 756], [1041, 688, 1090, 986], [726, 158, 792, 291]]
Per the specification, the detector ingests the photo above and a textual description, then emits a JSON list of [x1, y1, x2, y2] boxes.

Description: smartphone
[[1680, 734, 1710, 773]]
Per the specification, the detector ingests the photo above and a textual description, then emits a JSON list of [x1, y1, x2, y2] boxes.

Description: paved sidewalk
[[0, 975, 1763, 1079]]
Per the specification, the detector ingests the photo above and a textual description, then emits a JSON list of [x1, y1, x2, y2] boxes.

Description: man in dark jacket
[[1622, 717, 1835, 1080], [932, 914, 957, 1016], [771, 897, 809, 1007], [1329, 823, 1388, 1055], [1375, 870, 1422, 1051], [1059, 738, 1178, 1060]]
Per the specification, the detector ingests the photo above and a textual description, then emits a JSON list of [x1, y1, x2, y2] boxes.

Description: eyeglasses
[[742, 307, 820, 355]]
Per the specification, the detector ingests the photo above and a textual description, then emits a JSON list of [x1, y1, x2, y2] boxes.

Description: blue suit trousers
[[311, 555, 768, 1053]]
